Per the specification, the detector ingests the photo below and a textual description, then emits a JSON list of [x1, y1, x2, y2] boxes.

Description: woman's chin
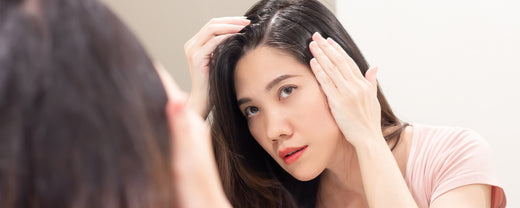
[[286, 167, 323, 181]]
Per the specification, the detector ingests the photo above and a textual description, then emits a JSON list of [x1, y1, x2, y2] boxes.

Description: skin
[[172, 16, 249, 208], [185, 18, 492, 207], [184, 16, 251, 118], [156, 64, 231, 208], [233, 44, 414, 207], [234, 47, 346, 181], [307, 33, 491, 208]]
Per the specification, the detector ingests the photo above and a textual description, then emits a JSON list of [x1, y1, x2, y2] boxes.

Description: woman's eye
[[244, 106, 259, 117], [279, 86, 296, 99]]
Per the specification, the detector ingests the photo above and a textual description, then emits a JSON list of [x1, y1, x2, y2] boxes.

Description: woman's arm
[[167, 98, 232, 208], [354, 137, 419, 207], [309, 32, 495, 208], [308, 32, 417, 207], [184, 17, 250, 118], [157, 64, 232, 208]]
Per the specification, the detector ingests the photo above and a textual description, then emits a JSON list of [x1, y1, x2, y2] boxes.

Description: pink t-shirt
[[405, 124, 506, 207]]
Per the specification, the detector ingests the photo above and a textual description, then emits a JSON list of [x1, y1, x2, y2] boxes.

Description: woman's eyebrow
[[237, 74, 299, 107], [237, 97, 251, 106], [265, 74, 299, 91]]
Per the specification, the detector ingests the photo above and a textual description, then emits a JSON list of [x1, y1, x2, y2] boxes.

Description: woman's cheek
[[248, 121, 263, 144]]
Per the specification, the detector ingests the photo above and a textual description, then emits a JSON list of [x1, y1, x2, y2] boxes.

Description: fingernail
[[309, 41, 318, 48], [312, 32, 321, 40]]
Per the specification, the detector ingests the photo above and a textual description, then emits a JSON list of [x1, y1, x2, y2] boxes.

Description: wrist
[[174, 162, 231, 207], [188, 91, 210, 119], [350, 132, 388, 152]]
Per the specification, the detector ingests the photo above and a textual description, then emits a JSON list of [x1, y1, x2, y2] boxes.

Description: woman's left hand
[[308, 32, 383, 147], [155, 64, 231, 208], [309, 35, 420, 207]]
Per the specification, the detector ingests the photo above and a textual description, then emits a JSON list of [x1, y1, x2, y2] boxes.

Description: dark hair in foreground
[[0, 0, 175, 207], [210, 0, 407, 207]]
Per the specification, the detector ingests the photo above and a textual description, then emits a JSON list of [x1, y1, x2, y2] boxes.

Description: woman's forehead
[[233, 46, 311, 96], [234, 46, 308, 81]]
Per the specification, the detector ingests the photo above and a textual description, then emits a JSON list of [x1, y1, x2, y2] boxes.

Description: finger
[[325, 37, 364, 80], [309, 41, 347, 89], [310, 58, 339, 98], [187, 34, 234, 77], [364, 66, 379, 90], [312, 33, 354, 81], [204, 16, 250, 26], [198, 34, 234, 59], [187, 17, 249, 53], [155, 62, 188, 103], [194, 24, 247, 47], [195, 17, 250, 43]]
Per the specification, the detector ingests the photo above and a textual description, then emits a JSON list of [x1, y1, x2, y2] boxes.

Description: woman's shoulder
[[408, 123, 494, 175], [410, 123, 489, 152], [406, 123, 505, 207]]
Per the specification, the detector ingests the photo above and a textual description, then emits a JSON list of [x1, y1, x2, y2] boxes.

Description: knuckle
[[351, 88, 362, 98], [360, 82, 371, 90], [332, 66, 341, 75], [319, 74, 330, 84], [325, 44, 334, 51], [325, 77, 335, 86], [316, 71, 326, 80], [192, 52, 202, 60], [337, 55, 347, 64], [331, 55, 341, 63], [360, 85, 372, 96], [211, 35, 225, 44], [184, 41, 191, 51], [206, 24, 217, 33], [186, 49, 195, 57]]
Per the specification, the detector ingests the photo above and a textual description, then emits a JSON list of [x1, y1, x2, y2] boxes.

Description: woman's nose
[[264, 109, 293, 142]]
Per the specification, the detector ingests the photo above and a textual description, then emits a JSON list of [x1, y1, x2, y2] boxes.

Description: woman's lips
[[278, 145, 308, 165]]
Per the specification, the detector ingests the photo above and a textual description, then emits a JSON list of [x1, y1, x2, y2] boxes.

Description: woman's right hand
[[184, 17, 250, 118]]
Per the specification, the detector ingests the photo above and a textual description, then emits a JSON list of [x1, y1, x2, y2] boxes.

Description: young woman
[[186, 0, 507, 207], [0, 0, 229, 207]]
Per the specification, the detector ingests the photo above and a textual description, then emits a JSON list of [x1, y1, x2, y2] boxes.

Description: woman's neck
[[316, 125, 413, 207], [317, 138, 365, 207]]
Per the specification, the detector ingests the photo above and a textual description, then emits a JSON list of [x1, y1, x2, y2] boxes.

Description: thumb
[[365, 66, 379, 87]]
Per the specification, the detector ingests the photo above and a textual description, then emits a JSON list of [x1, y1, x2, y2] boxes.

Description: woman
[[0, 0, 229, 207], [186, 0, 507, 207]]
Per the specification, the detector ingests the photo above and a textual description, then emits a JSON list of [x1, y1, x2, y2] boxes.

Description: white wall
[[100, 0, 258, 91], [336, 0, 520, 204], [100, 0, 517, 203], [101, 0, 335, 91]]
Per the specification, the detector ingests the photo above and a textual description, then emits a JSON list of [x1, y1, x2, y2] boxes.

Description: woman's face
[[234, 46, 344, 181]]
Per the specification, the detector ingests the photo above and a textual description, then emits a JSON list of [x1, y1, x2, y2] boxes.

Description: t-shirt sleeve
[[429, 129, 506, 207]]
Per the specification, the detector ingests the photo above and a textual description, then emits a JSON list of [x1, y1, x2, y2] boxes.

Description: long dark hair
[[209, 0, 406, 207], [0, 0, 175, 207]]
